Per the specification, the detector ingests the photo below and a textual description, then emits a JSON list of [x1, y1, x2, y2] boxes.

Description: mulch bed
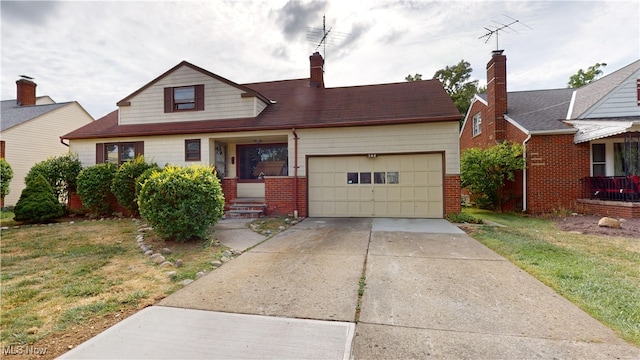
[[554, 215, 640, 238]]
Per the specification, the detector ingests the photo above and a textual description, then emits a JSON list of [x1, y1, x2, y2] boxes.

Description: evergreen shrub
[[77, 163, 117, 216], [14, 175, 63, 223], [111, 156, 159, 216]]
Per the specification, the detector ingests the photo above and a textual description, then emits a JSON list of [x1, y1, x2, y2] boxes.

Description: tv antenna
[[479, 15, 531, 50], [306, 15, 349, 61]]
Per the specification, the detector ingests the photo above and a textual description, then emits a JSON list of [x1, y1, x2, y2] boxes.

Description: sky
[[1, 0, 639, 120]]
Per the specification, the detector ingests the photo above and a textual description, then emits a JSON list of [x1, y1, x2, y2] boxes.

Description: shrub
[[445, 212, 482, 224], [111, 156, 159, 216], [25, 153, 82, 205], [77, 163, 117, 216], [460, 141, 525, 212], [14, 175, 63, 223], [0, 158, 13, 199], [138, 165, 224, 241]]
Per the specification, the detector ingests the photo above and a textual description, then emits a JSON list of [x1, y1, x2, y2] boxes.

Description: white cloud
[[1, 0, 638, 119]]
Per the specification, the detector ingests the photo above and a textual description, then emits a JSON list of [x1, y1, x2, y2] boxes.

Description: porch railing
[[583, 176, 640, 202]]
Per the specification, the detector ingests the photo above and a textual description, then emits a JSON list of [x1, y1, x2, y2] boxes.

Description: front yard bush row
[[25, 153, 82, 205], [77, 163, 118, 216], [110, 156, 160, 216]]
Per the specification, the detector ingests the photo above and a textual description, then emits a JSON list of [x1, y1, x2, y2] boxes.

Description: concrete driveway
[[61, 218, 639, 359]]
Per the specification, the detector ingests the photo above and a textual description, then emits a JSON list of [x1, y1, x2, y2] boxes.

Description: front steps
[[226, 198, 266, 219]]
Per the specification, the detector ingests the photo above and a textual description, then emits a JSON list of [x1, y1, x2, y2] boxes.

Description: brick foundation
[[576, 199, 640, 218], [264, 176, 308, 217]]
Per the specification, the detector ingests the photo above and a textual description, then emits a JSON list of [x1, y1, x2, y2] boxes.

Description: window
[[347, 171, 399, 184], [592, 144, 606, 176], [472, 113, 482, 137], [185, 139, 201, 161], [360, 172, 372, 184], [237, 144, 288, 181], [97, 142, 143, 165], [347, 172, 358, 184], [164, 84, 204, 112], [614, 142, 640, 176]]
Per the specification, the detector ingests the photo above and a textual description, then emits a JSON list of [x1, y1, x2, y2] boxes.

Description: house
[[61, 52, 462, 218], [1, 78, 94, 207], [460, 50, 640, 218]]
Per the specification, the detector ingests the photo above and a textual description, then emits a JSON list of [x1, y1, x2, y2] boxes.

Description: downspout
[[292, 128, 299, 218], [522, 133, 532, 212], [60, 138, 69, 147]]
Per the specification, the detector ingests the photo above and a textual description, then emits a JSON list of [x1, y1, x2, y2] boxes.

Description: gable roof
[[568, 60, 640, 119], [1, 99, 71, 131], [116, 60, 271, 106], [63, 77, 461, 140]]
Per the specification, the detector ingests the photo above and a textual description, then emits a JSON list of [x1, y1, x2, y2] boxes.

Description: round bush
[[138, 165, 224, 241], [25, 153, 82, 205], [0, 158, 13, 199], [111, 156, 159, 216], [77, 163, 117, 216], [14, 174, 63, 223]]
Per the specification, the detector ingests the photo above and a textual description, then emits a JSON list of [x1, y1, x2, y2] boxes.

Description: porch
[[579, 176, 640, 218]]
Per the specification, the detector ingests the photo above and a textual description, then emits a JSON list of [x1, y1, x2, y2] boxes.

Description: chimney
[[16, 78, 37, 106], [309, 52, 324, 88], [486, 50, 507, 142]]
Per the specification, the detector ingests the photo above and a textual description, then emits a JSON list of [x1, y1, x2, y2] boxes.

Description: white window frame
[[472, 113, 482, 137]]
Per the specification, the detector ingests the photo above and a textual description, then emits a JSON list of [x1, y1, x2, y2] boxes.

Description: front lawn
[[462, 208, 640, 347], [0, 217, 229, 358]]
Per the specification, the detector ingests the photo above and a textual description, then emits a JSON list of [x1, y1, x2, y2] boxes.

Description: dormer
[[116, 61, 270, 126]]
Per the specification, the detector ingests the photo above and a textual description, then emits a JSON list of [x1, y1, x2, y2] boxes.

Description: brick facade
[[264, 176, 308, 217], [576, 199, 640, 218], [220, 177, 237, 210], [444, 174, 461, 215]]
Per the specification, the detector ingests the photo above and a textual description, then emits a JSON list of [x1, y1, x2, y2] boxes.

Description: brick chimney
[[486, 50, 507, 142], [16, 78, 37, 106], [309, 52, 324, 88]]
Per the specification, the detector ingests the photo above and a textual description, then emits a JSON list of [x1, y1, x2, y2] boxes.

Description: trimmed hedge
[[111, 156, 159, 216], [77, 163, 117, 216], [138, 165, 224, 241], [25, 153, 82, 205]]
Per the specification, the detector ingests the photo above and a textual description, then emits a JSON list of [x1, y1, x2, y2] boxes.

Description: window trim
[[472, 112, 482, 137], [185, 139, 201, 161], [97, 141, 144, 165], [164, 84, 205, 113]]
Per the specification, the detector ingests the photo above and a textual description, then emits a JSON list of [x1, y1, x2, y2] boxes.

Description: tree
[[0, 158, 13, 200], [460, 141, 525, 212], [567, 63, 607, 88], [432, 60, 485, 117], [405, 73, 422, 82], [14, 174, 63, 223]]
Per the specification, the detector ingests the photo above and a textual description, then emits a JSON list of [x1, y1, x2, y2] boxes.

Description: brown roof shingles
[[63, 77, 460, 140]]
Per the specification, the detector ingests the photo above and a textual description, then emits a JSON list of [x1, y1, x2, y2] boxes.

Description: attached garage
[[308, 153, 444, 218]]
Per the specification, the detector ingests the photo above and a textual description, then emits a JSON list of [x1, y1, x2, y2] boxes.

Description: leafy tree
[[77, 163, 117, 216], [111, 156, 159, 216], [461, 141, 525, 212], [567, 63, 607, 88], [25, 153, 82, 205], [433, 60, 485, 116], [405, 73, 423, 82], [0, 158, 13, 200], [138, 165, 224, 241], [14, 175, 63, 223]]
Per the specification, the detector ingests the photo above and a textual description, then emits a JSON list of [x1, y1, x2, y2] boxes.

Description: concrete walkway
[[60, 218, 640, 359]]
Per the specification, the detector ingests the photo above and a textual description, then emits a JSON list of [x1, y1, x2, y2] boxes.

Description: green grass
[[462, 208, 640, 346]]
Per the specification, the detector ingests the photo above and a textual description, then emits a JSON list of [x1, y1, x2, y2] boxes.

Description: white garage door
[[308, 154, 443, 218]]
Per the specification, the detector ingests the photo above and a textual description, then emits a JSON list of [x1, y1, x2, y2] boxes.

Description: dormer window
[[164, 84, 204, 113]]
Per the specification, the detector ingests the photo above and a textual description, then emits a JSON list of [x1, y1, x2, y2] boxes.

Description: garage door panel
[[308, 154, 443, 218]]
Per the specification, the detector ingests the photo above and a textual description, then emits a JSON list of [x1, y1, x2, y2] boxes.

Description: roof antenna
[[306, 15, 349, 72], [19, 75, 34, 80], [479, 15, 531, 50]]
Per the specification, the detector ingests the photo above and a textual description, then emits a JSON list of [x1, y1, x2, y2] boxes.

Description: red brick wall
[[220, 177, 237, 210], [460, 100, 490, 150], [444, 175, 461, 215], [487, 51, 507, 142], [264, 176, 308, 217], [525, 134, 590, 213], [576, 199, 640, 218]]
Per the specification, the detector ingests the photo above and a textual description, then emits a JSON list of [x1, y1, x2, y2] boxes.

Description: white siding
[[119, 66, 268, 125], [2, 103, 94, 206], [583, 72, 640, 119], [294, 122, 460, 176]]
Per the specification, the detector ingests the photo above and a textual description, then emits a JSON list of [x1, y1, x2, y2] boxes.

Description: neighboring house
[[1, 78, 94, 206], [62, 52, 462, 218], [460, 50, 640, 218]]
